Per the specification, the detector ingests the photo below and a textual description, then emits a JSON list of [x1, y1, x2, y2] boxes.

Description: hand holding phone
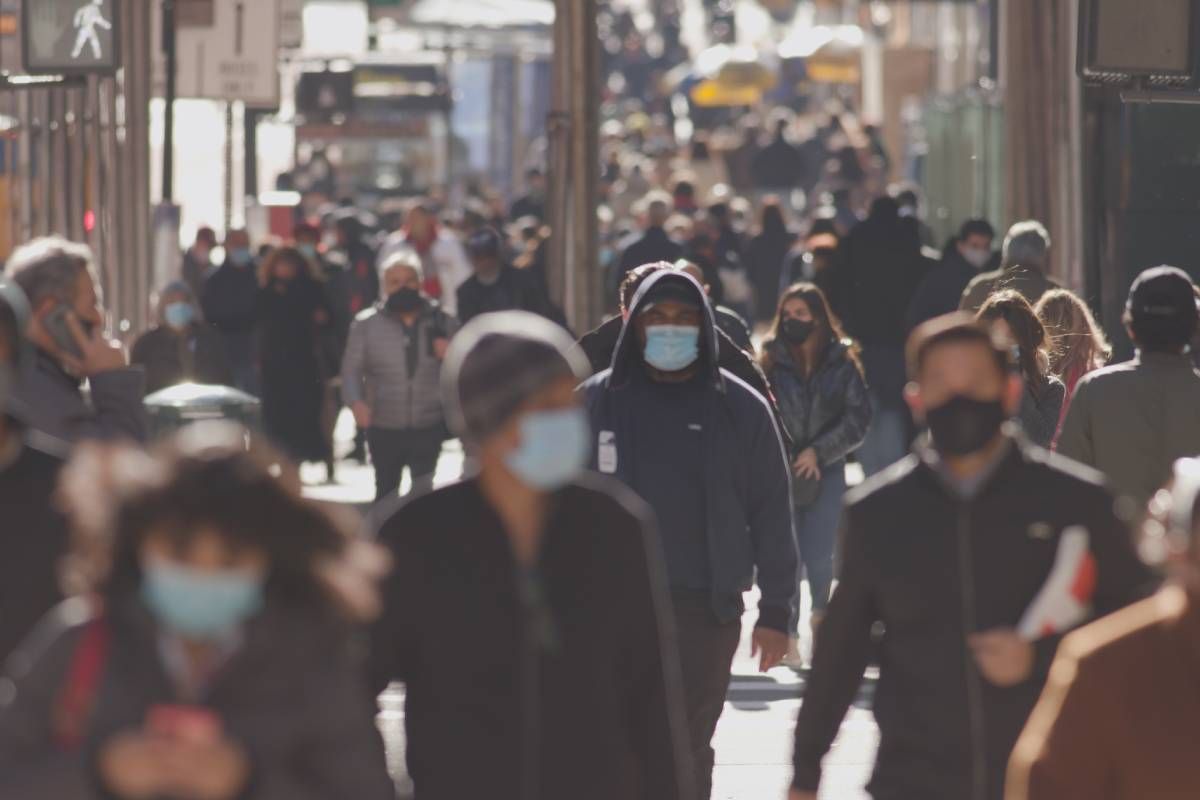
[[42, 305, 126, 377]]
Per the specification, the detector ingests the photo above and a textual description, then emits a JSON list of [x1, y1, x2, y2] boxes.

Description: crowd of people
[[2, 95, 1200, 798]]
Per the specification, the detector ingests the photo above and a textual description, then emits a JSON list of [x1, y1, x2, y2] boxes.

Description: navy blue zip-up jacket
[[578, 271, 798, 632]]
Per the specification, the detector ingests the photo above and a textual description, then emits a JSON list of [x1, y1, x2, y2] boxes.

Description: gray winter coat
[[341, 302, 458, 430], [0, 596, 395, 799], [12, 350, 146, 443]]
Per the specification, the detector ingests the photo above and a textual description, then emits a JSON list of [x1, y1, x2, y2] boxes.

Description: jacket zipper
[[956, 503, 988, 800]]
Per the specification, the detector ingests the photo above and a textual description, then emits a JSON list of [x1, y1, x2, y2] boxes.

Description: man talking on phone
[[6, 237, 145, 443]]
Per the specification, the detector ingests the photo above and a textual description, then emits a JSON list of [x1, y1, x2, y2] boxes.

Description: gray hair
[[1001, 221, 1051, 271], [5, 237, 96, 308]]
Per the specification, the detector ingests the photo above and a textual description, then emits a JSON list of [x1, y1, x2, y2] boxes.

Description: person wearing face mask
[[579, 270, 798, 799], [1007, 457, 1200, 800], [202, 229, 262, 396], [181, 226, 217, 300], [789, 314, 1155, 800], [295, 222, 351, 484], [456, 227, 559, 325], [0, 280, 71, 668], [369, 311, 692, 799], [961, 220, 1061, 313], [0, 423, 396, 799], [7, 237, 145, 443], [341, 251, 458, 502], [761, 283, 871, 668], [255, 247, 332, 477], [907, 218, 998, 332], [130, 281, 232, 395], [375, 201, 471, 317]]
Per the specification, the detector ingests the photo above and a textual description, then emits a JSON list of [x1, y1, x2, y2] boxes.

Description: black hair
[[1127, 310, 1198, 354], [959, 218, 996, 242]]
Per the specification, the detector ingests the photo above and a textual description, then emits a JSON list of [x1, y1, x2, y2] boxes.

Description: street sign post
[[152, 0, 281, 108], [279, 0, 304, 50], [22, 0, 120, 75]]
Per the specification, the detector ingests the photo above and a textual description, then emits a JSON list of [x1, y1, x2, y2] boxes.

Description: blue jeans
[[791, 463, 847, 631]]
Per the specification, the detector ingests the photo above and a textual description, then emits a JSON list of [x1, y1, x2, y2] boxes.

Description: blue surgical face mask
[[229, 248, 253, 267], [141, 560, 265, 641], [505, 407, 592, 491], [163, 302, 195, 330], [643, 324, 701, 372]]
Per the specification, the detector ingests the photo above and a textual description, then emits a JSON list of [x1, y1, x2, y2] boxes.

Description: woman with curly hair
[[976, 290, 1066, 448], [0, 423, 394, 799]]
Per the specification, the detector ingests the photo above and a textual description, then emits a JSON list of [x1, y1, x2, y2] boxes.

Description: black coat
[[130, 324, 234, 394], [455, 265, 559, 326], [257, 278, 329, 462], [751, 136, 806, 190], [201, 260, 259, 335], [746, 230, 795, 319], [579, 271, 798, 630], [0, 429, 67, 666], [840, 215, 932, 346], [617, 228, 684, 279], [905, 243, 997, 332], [0, 596, 394, 799], [792, 440, 1157, 800], [369, 477, 693, 800]]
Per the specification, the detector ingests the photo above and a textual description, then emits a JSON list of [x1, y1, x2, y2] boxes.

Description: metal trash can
[[143, 383, 261, 440]]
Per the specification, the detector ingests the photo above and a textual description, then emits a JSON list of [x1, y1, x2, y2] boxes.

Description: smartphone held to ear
[[44, 305, 93, 360]]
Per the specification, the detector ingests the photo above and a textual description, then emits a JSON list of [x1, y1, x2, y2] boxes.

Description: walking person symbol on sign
[[72, 0, 111, 60]]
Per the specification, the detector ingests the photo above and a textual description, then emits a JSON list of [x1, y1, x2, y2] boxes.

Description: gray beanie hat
[[442, 311, 589, 443]]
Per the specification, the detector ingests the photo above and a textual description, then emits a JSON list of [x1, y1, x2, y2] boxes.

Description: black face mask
[[781, 318, 816, 345], [925, 395, 1007, 456], [386, 287, 424, 314]]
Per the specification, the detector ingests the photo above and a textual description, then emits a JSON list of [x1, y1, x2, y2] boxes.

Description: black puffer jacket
[[792, 439, 1157, 800], [764, 339, 871, 467]]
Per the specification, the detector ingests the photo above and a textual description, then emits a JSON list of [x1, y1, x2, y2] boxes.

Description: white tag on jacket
[[598, 431, 618, 474]]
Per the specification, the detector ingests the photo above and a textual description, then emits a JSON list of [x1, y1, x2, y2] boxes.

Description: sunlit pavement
[[303, 414, 877, 799]]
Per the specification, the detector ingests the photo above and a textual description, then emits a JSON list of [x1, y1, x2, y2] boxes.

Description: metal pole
[[224, 101, 234, 230], [244, 106, 259, 203], [567, 0, 600, 330], [162, 0, 177, 202], [546, 0, 572, 311]]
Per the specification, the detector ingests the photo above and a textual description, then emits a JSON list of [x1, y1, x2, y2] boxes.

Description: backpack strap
[[53, 616, 111, 751]]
